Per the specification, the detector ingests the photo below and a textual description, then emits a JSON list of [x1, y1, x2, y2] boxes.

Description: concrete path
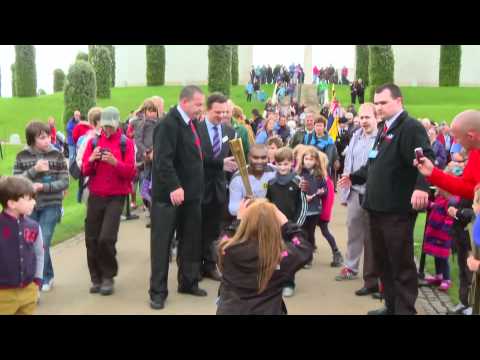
[[36, 199, 426, 315]]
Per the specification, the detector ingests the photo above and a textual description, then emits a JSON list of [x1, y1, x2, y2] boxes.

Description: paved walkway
[[36, 199, 431, 315]]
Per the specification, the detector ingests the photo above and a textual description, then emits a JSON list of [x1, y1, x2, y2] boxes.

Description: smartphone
[[415, 147, 424, 163]]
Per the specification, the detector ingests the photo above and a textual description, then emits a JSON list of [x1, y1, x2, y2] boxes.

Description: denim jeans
[[31, 205, 61, 285], [68, 144, 76, 165]]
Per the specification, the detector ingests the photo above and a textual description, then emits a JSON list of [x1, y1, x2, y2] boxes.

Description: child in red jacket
[[317, 151, 343, 267]]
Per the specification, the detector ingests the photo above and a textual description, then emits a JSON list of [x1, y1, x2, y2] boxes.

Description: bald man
[[416, 110, 480, 200]]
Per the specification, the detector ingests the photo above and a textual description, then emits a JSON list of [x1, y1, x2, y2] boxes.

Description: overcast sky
[[0, 45, 355, 97]]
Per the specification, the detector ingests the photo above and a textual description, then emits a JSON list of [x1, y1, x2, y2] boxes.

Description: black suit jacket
[[197, 120, 236, 204], [151, 106, 204, 204]]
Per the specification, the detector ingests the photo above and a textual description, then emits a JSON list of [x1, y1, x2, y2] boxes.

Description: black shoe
[[372, 292, 384, 300], [178, 286, 208, 297], [100, 278, 114, 296], [150, 298, 165, 310], [89, 283, 101, 294], [367, 306, 393, 315], [355, 286, 379, 296], [202, 269, 222, 282]]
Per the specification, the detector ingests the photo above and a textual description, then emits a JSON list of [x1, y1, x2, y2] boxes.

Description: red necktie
[[189, 120, 203, 160], [383, 123, 388, 135]]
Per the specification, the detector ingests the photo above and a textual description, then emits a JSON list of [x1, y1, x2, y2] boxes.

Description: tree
[[368, 45, 394, 101], [11, 64, 16, 97], [76, 52, 89, 62], [231, 45, 239, 85], [88, 45, 97, 66], [104, 45, 116, 87], [146, 45, 166, 86], [208, 45, 232, 97], [94, 46, 112, 98], [439, 45, 462, 87], [53, 69, 65, 92], [63, 60, 96, 125], [15, 45, 37, 97], [355, 45, 369, 85]]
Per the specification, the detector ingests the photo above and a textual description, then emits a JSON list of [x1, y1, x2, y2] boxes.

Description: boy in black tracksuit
[[447, 197, 474, 314], [266, 147, 308, 298]]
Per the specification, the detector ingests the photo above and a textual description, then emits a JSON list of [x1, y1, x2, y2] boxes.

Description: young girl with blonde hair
[[216, 199, 313, 315]]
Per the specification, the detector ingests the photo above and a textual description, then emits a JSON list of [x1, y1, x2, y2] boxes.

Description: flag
[[327, 85, 340, 141], [271, 82, 278, 105]]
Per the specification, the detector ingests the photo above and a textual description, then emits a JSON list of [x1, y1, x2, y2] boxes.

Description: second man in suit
[[197, 93, 238, 281]]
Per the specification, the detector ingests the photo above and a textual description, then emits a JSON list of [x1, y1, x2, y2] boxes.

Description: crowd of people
[[1, 81, 480, 316], [313, 65, 350, 85]]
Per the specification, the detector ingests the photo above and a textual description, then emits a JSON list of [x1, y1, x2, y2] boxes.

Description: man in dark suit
[[149, 85, 206, 310], [339, 83, 434, 315], [196, 93, 237, 281]]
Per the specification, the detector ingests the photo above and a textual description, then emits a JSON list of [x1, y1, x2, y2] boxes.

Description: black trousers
[[368, 210, 418, 315], [149, 200, 202, 301], [85, 195, 125, 284], [201, 201, 224, 273], [452, 227, 473, 306]]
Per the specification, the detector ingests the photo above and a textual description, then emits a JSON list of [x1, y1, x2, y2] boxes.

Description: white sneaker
[[41, 279, 54, 292], [462, 307, 473, 315], [282, 287, 295, 297]]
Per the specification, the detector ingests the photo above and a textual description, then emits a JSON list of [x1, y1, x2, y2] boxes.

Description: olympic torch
[[228, 138, 253, 198]]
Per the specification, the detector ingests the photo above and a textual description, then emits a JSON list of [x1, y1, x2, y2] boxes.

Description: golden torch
[[228, 138, 253, 198]]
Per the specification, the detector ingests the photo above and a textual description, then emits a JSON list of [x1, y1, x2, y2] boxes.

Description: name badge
[[368, 149, 378, 159], [222, 136, 229, 143]]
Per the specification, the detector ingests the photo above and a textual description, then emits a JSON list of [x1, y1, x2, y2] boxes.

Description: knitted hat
[[100, 106, 120, 129]]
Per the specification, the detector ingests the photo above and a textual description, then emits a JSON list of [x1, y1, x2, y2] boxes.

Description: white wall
[[393, 45, 440, 86], [165, 45, 208, 85], [115, 45, 147, 87], [460, 45, 480, 86]]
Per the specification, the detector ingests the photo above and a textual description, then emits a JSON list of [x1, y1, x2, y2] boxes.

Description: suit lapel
[[220, 124, 233, 158]]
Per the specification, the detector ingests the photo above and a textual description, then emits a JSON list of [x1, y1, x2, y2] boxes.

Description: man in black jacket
[[197, 93, 237, 281], [339, 84, 434, 315], [149, 85, 206, 310]]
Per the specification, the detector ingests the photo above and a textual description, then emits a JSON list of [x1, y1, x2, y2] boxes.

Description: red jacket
[[427, 148, 480, 200], [50, 126, 57, 144], [82, 128, 136, 197], [73, 122, 93, 144]]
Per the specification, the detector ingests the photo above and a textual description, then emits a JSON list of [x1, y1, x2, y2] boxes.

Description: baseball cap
[[100, 106, 120, 129]]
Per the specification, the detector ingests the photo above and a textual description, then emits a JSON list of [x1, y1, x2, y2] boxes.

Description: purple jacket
[[432, 140, 447, 170], [0, 212, 44, 288]]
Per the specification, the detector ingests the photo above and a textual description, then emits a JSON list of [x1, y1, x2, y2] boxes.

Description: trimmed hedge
[[231, 45, 239, 85], [208, 45, 232, 97], [94, 46, 112, 98], [355, 45, 369, 85], [63, 60, 97, 125], [439, 45, 462, 87], [53, 69, 65, 93], [76, 52, 89, 62], [104, 45, 116, 87], [368, 45, 394, 101], [146, 45, 165, 86], [11, 64, 16, 97], [14, 45, 37, 97]]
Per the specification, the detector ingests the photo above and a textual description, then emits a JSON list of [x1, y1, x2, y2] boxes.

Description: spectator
[[336, 103, 380, 296], [0, 176, 44, 315], [428, 127, 447, 169], [357, 79, 365, 104], [14, 121, 69, 293], [81, 107, 136, 296], [350, 80, 358, 104], [276, 115, 291, 145], [416, 110, 480, 201], [48, 116, 57, 148], [255, 116, 276, 145], [266, 136, 283, 166], [66, 110, 81, 164], [245, 81, 254, 102], [216, 198, 313, 315], [251, 109, 264, 135]]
